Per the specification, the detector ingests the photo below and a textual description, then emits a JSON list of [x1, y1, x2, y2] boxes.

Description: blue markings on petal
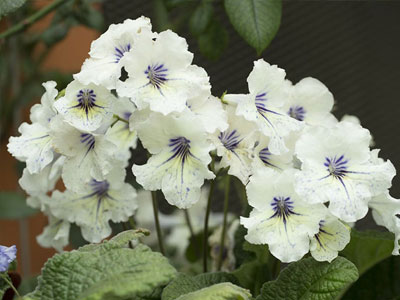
[[314, 220, 334, 249], [219, 129, 242, 151], [90, 179, 110, 198], [255, 92, 282, 116], [288, 105, 306, 121], [269, 196, 301, 227], [114, 44, 131, 63], [324, 155, 348, 179], [145, 63, 168, 90], [322, 155, 356, 201], [69, 89, 105, 119], [259, 147, 280, 169], [80, 133, 96, 159], [168, 137, 191, 163]]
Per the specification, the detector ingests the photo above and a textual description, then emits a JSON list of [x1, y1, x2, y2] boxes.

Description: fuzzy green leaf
[[256, 257, 359, 300], [28, 229, 176, 300], [162, 272, 238, 300], [0, 0, 26, 19], [224, 0, 281, 55], [175, 283, 252, 300]]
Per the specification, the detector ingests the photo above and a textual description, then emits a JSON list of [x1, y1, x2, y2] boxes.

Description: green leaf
[[232, 225, 272, 295], [185, 231, 203, 262], [224, 0, 282, 55], [342, 255, 400, 300], [198, 19, 229, 60], [165, 0, 194, 9], [74, 4, 104, 31], [29, 229, 176, 300], [162, 272, 238, 300], [256, 257, 359, 300], [0, 0, 27, 19], [340, 229, 395, 275], [189, 1, 213, 36], [0, 192, 37, 219], [176, 283, 252, 300], [41, 21, 72, 47]]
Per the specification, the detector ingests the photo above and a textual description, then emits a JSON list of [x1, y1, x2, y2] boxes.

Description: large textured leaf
[[0, 192, 37, 219], [224, 0, 282, 55], [28, 230, 177, 300], [175, 283, 252, 300], [340, 229, 395, 275], [342, 255, 400, 300], [256, 257, 358, 300], [0, 0, 26, 19], [162, 272, 238, 300]]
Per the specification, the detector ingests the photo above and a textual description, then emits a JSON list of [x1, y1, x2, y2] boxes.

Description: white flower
[[212, 105, 257, 184], [26, 194, 51, 212], [50, 116, 117, 191], [50, 165, 137, 243], [341, 114, 375, 147], [8, 122, 53, 174], [30, 81, 58, 126], [132, 111, 215, 208], [251, 133, 294, 171], [369, 192, 400, 255], [295, 121, 396, 222], [224, 59, 303, 154], [54, 80, 115, 132], [105, 97, 137, 165], [310, 213, 350, 262], [283, 77, 335, 126], [241, 168, 327, 263], [117, 30, 210, 115], [186, 93, 228, 134], [37, 213, 70, 252], [74, 17, 154, 90], [19, 156, 65, 197]]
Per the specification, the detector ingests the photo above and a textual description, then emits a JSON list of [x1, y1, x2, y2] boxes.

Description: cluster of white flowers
[[227, 60, 397, 262], [7, 16, 400, 263]]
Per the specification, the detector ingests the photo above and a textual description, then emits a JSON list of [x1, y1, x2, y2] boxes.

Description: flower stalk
[[151, 191, 165, 255], [1, 273, 21, 299], [0, 0, 71, 41], [217, 174, 231, 271]]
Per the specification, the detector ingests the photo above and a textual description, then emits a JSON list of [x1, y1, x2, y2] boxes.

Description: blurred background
[[0, 0, 399, 291]]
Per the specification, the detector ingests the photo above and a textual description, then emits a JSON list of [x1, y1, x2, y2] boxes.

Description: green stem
[[111, 115, 129, 127], [203, 163, 216, 272], [0, 0, 71, 41], [184, 210, 194, 239], [151, 191, 165, 255], [128, 216, 136, 229], [217, 175, 231, 271], [1, 273, 21, 299]]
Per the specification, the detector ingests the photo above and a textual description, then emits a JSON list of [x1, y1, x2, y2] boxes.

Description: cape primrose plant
[[6, 16, 400, 300]]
